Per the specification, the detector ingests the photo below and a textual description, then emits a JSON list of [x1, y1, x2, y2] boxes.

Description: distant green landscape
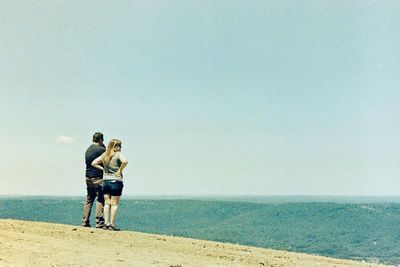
[[1, 197, 399, 265]]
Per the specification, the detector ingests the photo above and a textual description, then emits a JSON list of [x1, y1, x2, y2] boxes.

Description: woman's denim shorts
[[102, 180, 124, 196]]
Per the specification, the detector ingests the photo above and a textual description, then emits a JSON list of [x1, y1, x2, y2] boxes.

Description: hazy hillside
[[1, 197, 399, 265]]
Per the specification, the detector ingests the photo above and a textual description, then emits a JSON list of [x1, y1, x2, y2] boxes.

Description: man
[[81, 132, 106, 228]]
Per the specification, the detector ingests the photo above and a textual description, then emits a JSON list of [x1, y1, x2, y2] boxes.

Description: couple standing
[[81, 132, 128, 231]]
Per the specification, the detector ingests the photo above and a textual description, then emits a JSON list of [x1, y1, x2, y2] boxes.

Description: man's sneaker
[[109, 224, 121, 231], [96, 223, 105, 229], [81, 223, 91, 227], [102, 224, 110, 230]]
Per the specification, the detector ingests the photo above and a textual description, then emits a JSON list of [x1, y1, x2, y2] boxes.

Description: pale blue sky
[[0, 1, 399, 196]]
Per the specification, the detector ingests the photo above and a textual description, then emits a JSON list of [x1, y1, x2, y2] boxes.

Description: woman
[[92, 139, 128, 231]]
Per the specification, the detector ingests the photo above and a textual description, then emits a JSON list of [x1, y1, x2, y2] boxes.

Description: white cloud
[[56, 135, 74, 144]]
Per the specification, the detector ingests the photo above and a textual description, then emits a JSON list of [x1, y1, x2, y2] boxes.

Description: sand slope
[[0, 219, 387, 267]]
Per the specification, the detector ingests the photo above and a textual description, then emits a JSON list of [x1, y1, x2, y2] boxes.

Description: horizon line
[[1, 194, 400, 198]]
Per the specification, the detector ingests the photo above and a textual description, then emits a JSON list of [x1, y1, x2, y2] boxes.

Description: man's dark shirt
[[85, 144, 106, 178]]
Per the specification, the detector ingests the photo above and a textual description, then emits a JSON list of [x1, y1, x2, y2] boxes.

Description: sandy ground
[[0, 219, 388, 267]]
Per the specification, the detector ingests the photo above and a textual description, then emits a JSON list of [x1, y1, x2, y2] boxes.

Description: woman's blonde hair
[[102, 139, 122, 165]]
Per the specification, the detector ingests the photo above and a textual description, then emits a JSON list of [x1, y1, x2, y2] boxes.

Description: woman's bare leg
[[103, 194, 111, 226], [110, 196, 121, 225]]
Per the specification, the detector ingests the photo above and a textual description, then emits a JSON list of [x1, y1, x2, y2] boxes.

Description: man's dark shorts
[[102, 180, 124, 196]]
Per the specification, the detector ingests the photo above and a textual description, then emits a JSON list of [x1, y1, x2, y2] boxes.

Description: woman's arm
[[91, 154, 104, 171], [115, 153, 128, 177]]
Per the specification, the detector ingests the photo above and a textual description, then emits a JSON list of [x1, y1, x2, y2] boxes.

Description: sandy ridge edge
[[0, 219, 390, 267]]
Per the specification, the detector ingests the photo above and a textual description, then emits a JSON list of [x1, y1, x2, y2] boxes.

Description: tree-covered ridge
[[1, 198, 399, 265]]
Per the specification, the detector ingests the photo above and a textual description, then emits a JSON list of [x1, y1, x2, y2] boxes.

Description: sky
[[0, 1, 399, 196]]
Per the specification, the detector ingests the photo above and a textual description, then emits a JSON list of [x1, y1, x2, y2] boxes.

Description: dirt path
[[0, 219, 386, 267]]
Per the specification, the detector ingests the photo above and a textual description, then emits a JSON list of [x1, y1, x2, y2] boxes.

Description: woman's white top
[[103, 152, 127, 181]]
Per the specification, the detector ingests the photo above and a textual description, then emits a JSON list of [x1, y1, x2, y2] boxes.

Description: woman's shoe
[[109, 224, 121, 231], [102, 224, 110, 230]]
